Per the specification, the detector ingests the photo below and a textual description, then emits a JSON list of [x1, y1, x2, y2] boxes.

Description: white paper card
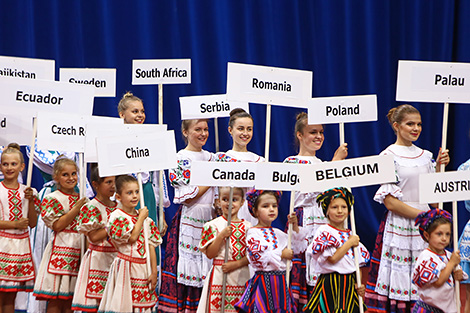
[[132, 59, 191, 85], [0, 107, 35, 146], [419, 171, 470, 203], [84, 117, 124, 162], [396, 60, 470, 104], [0, 55, 55, 81], [255, 162, 301, 191], [298, 155, 396, 192], [226, 62, 313, 108], [307, 95, 377, 124], [179, 94, 249, 120], [0, 76, 95, 116], [190, 161, 258, 187], [60, 68, 116, 97], [36, 111, 88, 152], [97, 131, 177, 176]]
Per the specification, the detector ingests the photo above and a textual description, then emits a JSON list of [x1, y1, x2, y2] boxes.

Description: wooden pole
[[264, 104, 271, 162], [221, 187, 234, 313], [438, 102, 449, 210], [452, 200, 460, 311], [158, 83, 165, 231], [79, 152, 86, 257], [24, 117, 38, 218], [349, 202, 364, 313], [286, 191, 296, 287], [137, 172, 152, 278], [214, 117, 220, 152]]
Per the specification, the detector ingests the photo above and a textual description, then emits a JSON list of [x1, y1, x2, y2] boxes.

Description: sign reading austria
[[419, 171, 470, 204], [179, 94, 249, 120], [132, 59, 191, 85], [226, 62, 313, 108]]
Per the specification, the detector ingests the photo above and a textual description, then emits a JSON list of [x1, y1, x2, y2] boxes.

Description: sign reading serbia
[[132, 59, 191, 85], [96, 131, 177, 177], [298, 155, 396, 193], [179, 94, 249, 120], [0, 76, 95, 116], [60, 68, 116, 97], [419, 171, 470, 204], [396, 60, 470, 104], [0, 55, 55, 81], [226, 63, 313, 108], [307, 95, 377, 125], [190, 161, 258, 187]]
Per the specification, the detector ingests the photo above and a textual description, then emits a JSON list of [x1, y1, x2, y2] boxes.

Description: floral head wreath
[[245, 189, 282, 217], [415, 208, 452, 240], [316, 187, 354, 216]]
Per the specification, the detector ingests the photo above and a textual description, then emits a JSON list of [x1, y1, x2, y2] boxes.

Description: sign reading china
[[60, 68, 116, 97], [419, 170, 470, 204], [226, 62, 313, 108], [190, 161, 258, 187], [179, 94, 249, 120], [0, 55, 55, 81], [132, 59, 191, 85]]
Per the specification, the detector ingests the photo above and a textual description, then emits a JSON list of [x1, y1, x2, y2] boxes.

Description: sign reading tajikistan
[[60, 68, 116, 97], [132, 59, 191, 85], [190, 161, 258, 187], [0, 55, 55, 81], [179, 94, 249, 120], [419, 170, 470, 204]]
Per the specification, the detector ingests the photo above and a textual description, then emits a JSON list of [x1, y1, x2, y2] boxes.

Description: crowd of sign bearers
[[0, 95, 469, 313]]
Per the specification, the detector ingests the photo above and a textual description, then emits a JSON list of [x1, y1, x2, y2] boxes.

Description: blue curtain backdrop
[[1, 0, 470, 251]]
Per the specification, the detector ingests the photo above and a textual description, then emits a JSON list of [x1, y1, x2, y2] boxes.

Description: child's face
[[183, 120, 209, 150], [219, 188, 244, 218], [254, 194, 278, 226], [229, 117, 253, 149], [56, 164, 78, 192], [326, 197, 349, 227], [425, 223, 451, 254], [120, 100, 145, 124], [116, 182, 140, 209], [0, 153, 24, 181], [94, 176, 116, 199]]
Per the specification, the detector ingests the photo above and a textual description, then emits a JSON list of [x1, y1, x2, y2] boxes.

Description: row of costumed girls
[[0, 93, 468, 313]]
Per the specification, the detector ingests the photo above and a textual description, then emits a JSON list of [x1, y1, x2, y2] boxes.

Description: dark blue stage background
[[1, 0, 470, 251]]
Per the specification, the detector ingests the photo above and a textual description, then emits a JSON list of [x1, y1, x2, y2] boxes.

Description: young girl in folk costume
[[159, 119, 217, 313], [413, 209, 466, 313], [303, 187, 369, 313], [0, 144, 39, 313], [217, 108, 265, 226], [118, 92, 170, 234], [235, 189, 308, 313], [458, 152, 470, 313], [98, 175, 162, 313], [365, 104, 450, 313], [283, 112, 348, 309], [33, 157, 88, 313], [72, 164, 118, 312], [197, 187, 251, 313]]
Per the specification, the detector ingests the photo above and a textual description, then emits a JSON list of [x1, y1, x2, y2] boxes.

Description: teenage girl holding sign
[[159, 119, 217, 313], [364, 104, 449, 313]]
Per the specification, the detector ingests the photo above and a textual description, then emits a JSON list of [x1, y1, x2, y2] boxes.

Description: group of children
[[0, 98, 468, 313]]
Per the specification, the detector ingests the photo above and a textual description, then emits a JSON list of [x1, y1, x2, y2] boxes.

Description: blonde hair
[[181, 119, 208, 144], [1, 143, 24, 163], [52, 157, 78, 182], [117, 91, 143, 113]]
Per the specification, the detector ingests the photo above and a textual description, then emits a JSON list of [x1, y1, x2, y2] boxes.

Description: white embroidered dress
[[373, 144, 435, 301]]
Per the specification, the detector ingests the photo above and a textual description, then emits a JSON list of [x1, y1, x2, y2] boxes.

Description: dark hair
[[249, 190, 281, 217], [228, 108, 253, 128], [117, 91, 143, 113], [425, 217, 452, 243], [387, 104, 420, 132], [1, 143, 24, 163], [115, 175, 138, 194]]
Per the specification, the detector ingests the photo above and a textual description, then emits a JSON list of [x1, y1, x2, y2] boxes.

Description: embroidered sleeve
[[78, 204, 103, 234], [199, 223, 217, 253], [216, 153, 238, 162], [358, 243, 371, 266], [412, 257, 441, 287], [311, 230, 340, 255], [291, 226, 309, 254], [150, 171, 171, 208], [147, 218, 162, 247], [41, 196, 64, 229], [169, 158, 199, 204], [108, 216, 132, 244]]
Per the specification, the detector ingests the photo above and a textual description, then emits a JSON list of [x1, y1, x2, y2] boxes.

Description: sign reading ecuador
[[132, 59, 191, 85], [419, 170, 470, 204], [298, 155, 396, 193], [396, 60, 470, 104], [226, 62, 313, 107]]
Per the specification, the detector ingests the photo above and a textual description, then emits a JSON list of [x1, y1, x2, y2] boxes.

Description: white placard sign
[[298, 155, 396, 192], [179, 94, 249, 120], [226, 62, 313, 108], [60, 68, 116, 97], [36, 111, 88, 152], [0, 107, 36, 146], [255, 162, 301, 191], [307, 95, 377, 124], [190, 161, 258, 187], [419, 171, 470, 204], [84, 117, 124, 162], [397, 60, 470, 103], [0, 55, 55, 80], [96, 131, 177, 177], [0, 76, 95, 116], [132, 59, 191, 85]]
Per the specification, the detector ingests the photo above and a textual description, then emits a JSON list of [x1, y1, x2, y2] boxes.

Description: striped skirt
[[411, 300, 443, 313], [235, 270, 296, 313], [303, 272, 366, 313]]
